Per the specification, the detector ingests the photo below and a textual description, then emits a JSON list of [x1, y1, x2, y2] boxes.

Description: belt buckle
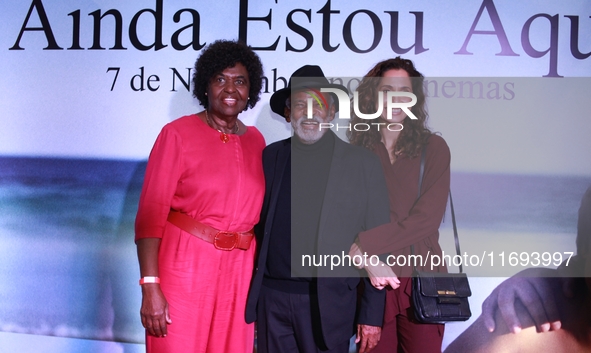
[[214, 231, 238, 250]]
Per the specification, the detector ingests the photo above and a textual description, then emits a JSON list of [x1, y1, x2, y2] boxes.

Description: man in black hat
[[245, 65, 392, 353]]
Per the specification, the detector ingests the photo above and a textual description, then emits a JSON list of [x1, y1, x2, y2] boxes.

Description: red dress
[[135, 114, 265, 352]]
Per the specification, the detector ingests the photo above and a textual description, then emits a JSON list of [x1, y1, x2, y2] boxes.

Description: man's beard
[[291, 115, 328, 144]]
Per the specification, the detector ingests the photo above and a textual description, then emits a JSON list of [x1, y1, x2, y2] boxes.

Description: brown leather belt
[[167, 210, 254, 251]]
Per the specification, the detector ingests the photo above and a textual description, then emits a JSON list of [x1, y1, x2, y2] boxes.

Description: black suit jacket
[[246, 132, 390, 349]]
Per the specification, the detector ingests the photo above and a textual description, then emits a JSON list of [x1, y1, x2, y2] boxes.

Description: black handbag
[[410, 147, 472, 324]]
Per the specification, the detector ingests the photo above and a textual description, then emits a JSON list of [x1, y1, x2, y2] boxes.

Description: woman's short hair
[[192, 40, 263, 110]]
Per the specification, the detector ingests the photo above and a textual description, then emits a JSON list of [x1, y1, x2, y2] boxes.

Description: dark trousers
[[256, 285, 350, 353]]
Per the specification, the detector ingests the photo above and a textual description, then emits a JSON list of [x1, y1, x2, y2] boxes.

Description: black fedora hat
[[270, 65, 348, 116]]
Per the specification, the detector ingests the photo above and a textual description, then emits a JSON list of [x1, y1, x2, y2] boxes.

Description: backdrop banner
[[0, 0, 589, 351]]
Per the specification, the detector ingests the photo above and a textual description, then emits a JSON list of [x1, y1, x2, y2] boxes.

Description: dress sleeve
[[135, 125, 183, 241], [358, 136, 451, 256]]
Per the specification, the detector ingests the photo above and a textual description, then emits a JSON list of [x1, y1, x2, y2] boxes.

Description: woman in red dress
[[349, 57, 451, 352], [134, 40, 265, 352]]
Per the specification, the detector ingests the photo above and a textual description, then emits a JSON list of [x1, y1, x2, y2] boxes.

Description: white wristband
[[139, 276, 160, 285]]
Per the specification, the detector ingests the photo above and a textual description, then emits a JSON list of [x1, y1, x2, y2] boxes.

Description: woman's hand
[[365, 261, 400, 290], [136, 238, 170, 336], [350, 242, 400, 289], [141, 283, 172, 337]]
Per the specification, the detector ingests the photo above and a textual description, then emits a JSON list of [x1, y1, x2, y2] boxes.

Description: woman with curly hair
[[135, 40, 265, 352], [349, 57, 450, 352]]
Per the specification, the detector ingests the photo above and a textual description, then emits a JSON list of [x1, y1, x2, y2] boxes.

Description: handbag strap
[[449, 190, 463, 273], [417, 147, 426, 200], [410, 145, 464, 273]]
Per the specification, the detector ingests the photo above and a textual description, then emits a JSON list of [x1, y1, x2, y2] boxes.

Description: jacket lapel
[[264, 138, 291, 237]]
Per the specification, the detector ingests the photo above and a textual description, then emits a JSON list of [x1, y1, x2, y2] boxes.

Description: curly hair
[[348, 57, 431, 159], [192, 40, 263, 110]]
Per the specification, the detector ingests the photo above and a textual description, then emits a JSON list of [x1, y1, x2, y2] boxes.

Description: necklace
[[205, 110, 239, 143]]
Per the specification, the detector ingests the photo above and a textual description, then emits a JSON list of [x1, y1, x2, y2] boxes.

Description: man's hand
[[356, 324, 381, 353], [349, 242, 364, 268], [481, 268, 564, 333]]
